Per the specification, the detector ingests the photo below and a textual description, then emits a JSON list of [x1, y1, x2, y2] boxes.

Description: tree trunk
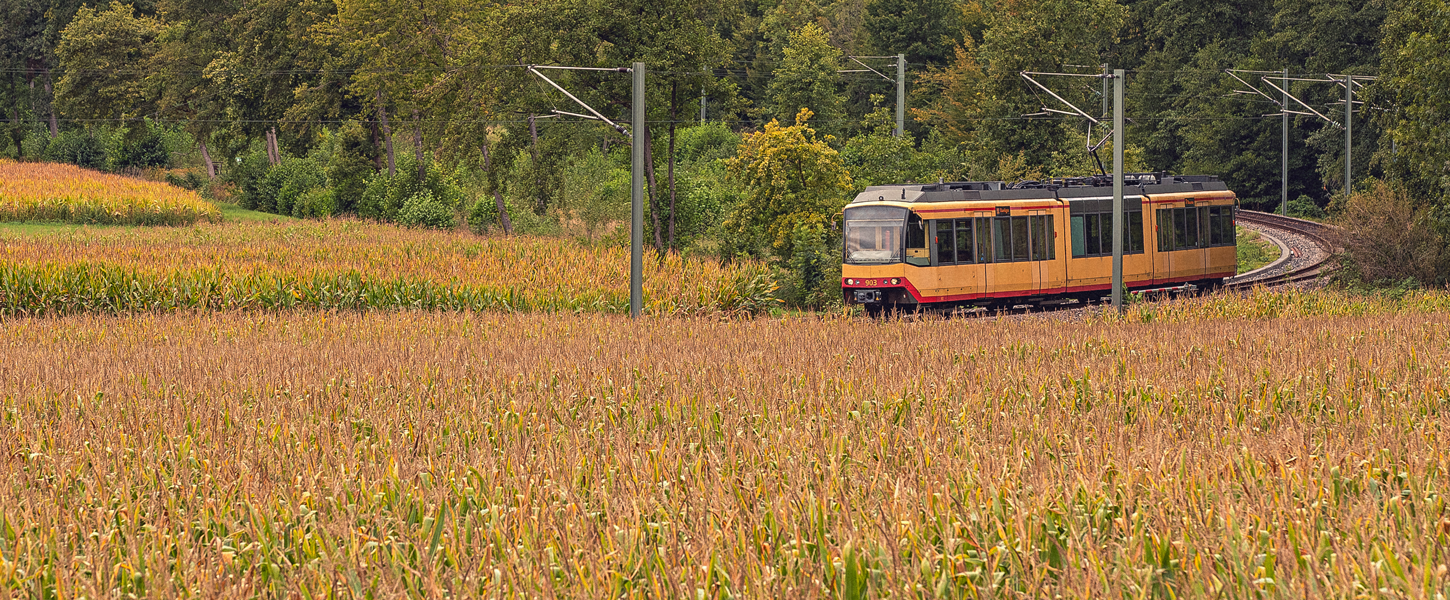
[[411, 108, 425, 181], [199, 139, 216, 179], [482, 133, 512, 234], [527, 114, 548, 214], [377, 91, 395, 177], [28, 77, 37, 134], [644, 126, 663, 253], [369, 119, 382, 170], [42, 67, 56, 137], [668, 81, 678, 253], [265, 127, 280, 166], [9, 75, 23, 160]]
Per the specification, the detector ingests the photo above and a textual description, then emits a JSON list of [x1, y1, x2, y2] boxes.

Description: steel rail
[[1225, 210, 1339, 290]]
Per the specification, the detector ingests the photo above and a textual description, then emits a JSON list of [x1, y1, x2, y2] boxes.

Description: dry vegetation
[[1, 290, 1448, 598], [1336, 181, 1450, 286], [0, 161, 221, 225], [0, 220, 774, 316]]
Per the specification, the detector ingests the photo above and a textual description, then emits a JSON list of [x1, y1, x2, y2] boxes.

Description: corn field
[[0, 161, 221, 226], [1, 291, 1447, 598], [0, 220, 777, 316]]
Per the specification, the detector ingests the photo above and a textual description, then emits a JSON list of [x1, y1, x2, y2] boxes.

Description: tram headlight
[[890, 278, 900, 285], [846, 278, 856, 285]]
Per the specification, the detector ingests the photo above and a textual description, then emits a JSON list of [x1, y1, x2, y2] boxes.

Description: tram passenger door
[[1029, 210, 1064, 293], [1153, 204, 1175, 284], [977, 217, 992, 298], [1194, 205, 1212, 278]]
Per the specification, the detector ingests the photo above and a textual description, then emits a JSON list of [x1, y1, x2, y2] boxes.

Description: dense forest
[[2, 0, 1447, 289]]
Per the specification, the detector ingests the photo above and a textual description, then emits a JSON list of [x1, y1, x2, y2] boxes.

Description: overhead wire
[[5, 62, 1392, 139]]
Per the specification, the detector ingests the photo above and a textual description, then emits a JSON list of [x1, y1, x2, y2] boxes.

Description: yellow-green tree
[[766, 23, 845, 136], [54, 2, 162, 126], [726, 108, 853, 260]]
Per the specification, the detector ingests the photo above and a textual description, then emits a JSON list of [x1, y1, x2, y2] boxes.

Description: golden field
[[0, 161, 221, 225], [1, 292, 1447, 598], [0, 220, 775, 316]]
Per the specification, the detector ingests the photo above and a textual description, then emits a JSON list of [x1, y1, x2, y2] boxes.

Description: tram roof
[[853, 173, 1230, 204]]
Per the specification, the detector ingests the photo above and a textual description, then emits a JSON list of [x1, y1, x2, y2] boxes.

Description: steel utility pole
[[1111, 69, 1125, 312], [631, 63, 645, 318], [1102, 64, 1110, 117], [1016, 67, 1124, 305], [1326, 74, 1377, 200], [1282, 69, 1288, 215], [896, 55, 906, 138], [528, 63, 641, 317], [842, 56, 905, 137], [1344, 73, 1352, 200], [1228, 69, 1340, 214]]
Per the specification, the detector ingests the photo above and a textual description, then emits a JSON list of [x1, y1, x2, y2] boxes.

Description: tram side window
[[1012, 217, 1030, 260], [1029, 215, 1054, 261], [1157, 210, 1172, 252], [994, 217, 1012, 262], [956, 219, 975, 263], [975, 217, 994, 263], [991, 215, 1053, 262], [907, 213, 926, 247], [935, 220, 955, 264], [1158, 206, 1236, 251], [1208, 206, 1236, 245], [906, 213, 928, 266], [1071, 211, 1144, 257], [1128, 211, 1145, 253], [934, 218, 981, 265]]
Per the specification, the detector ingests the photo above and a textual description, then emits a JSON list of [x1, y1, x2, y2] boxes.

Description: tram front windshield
[[844, 206, 907, 264]]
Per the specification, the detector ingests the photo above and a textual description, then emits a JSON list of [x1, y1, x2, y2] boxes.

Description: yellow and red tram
[[841, 174, 1238, 312]]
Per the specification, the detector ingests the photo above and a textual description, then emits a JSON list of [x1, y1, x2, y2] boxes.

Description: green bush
[[45, 130, 107, 170], [359, 153, 462, 223], [467, 193, 511, 232], [774, 223, 842, 309], [671, 159, 741, 252], [1287, 195, 1326, 220], [397, 190, 456, 229], [107, 126, 170, 171], [19, 124, 50, 160], [560, 148, 628, 242], [676, 121, 740, 163], [231, 146, 275, 211], [324, 120, 378, 213], [232, 152, 326, 216], [293, 187, 337, 219], [271, 157, 326, 216], [165, 171, 205, 190]]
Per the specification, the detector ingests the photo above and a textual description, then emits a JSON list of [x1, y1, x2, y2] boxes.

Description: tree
[[1375, 0, 1450, 205], [54, 2, 163, 128], [1, 0, 46, 156], [205, 0, 334, 165], [863, 0, 958, 67], [151, 0, 236, 178], [0, 0, 79, 149], [840, 95, 938, 190], [726, 108, 854, 259], [767, 23, 846, 137], [915, 0, 1128, 175]]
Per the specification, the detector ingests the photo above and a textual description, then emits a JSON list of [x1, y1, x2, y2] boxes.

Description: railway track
[[1225, 210, 1339, 289]]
